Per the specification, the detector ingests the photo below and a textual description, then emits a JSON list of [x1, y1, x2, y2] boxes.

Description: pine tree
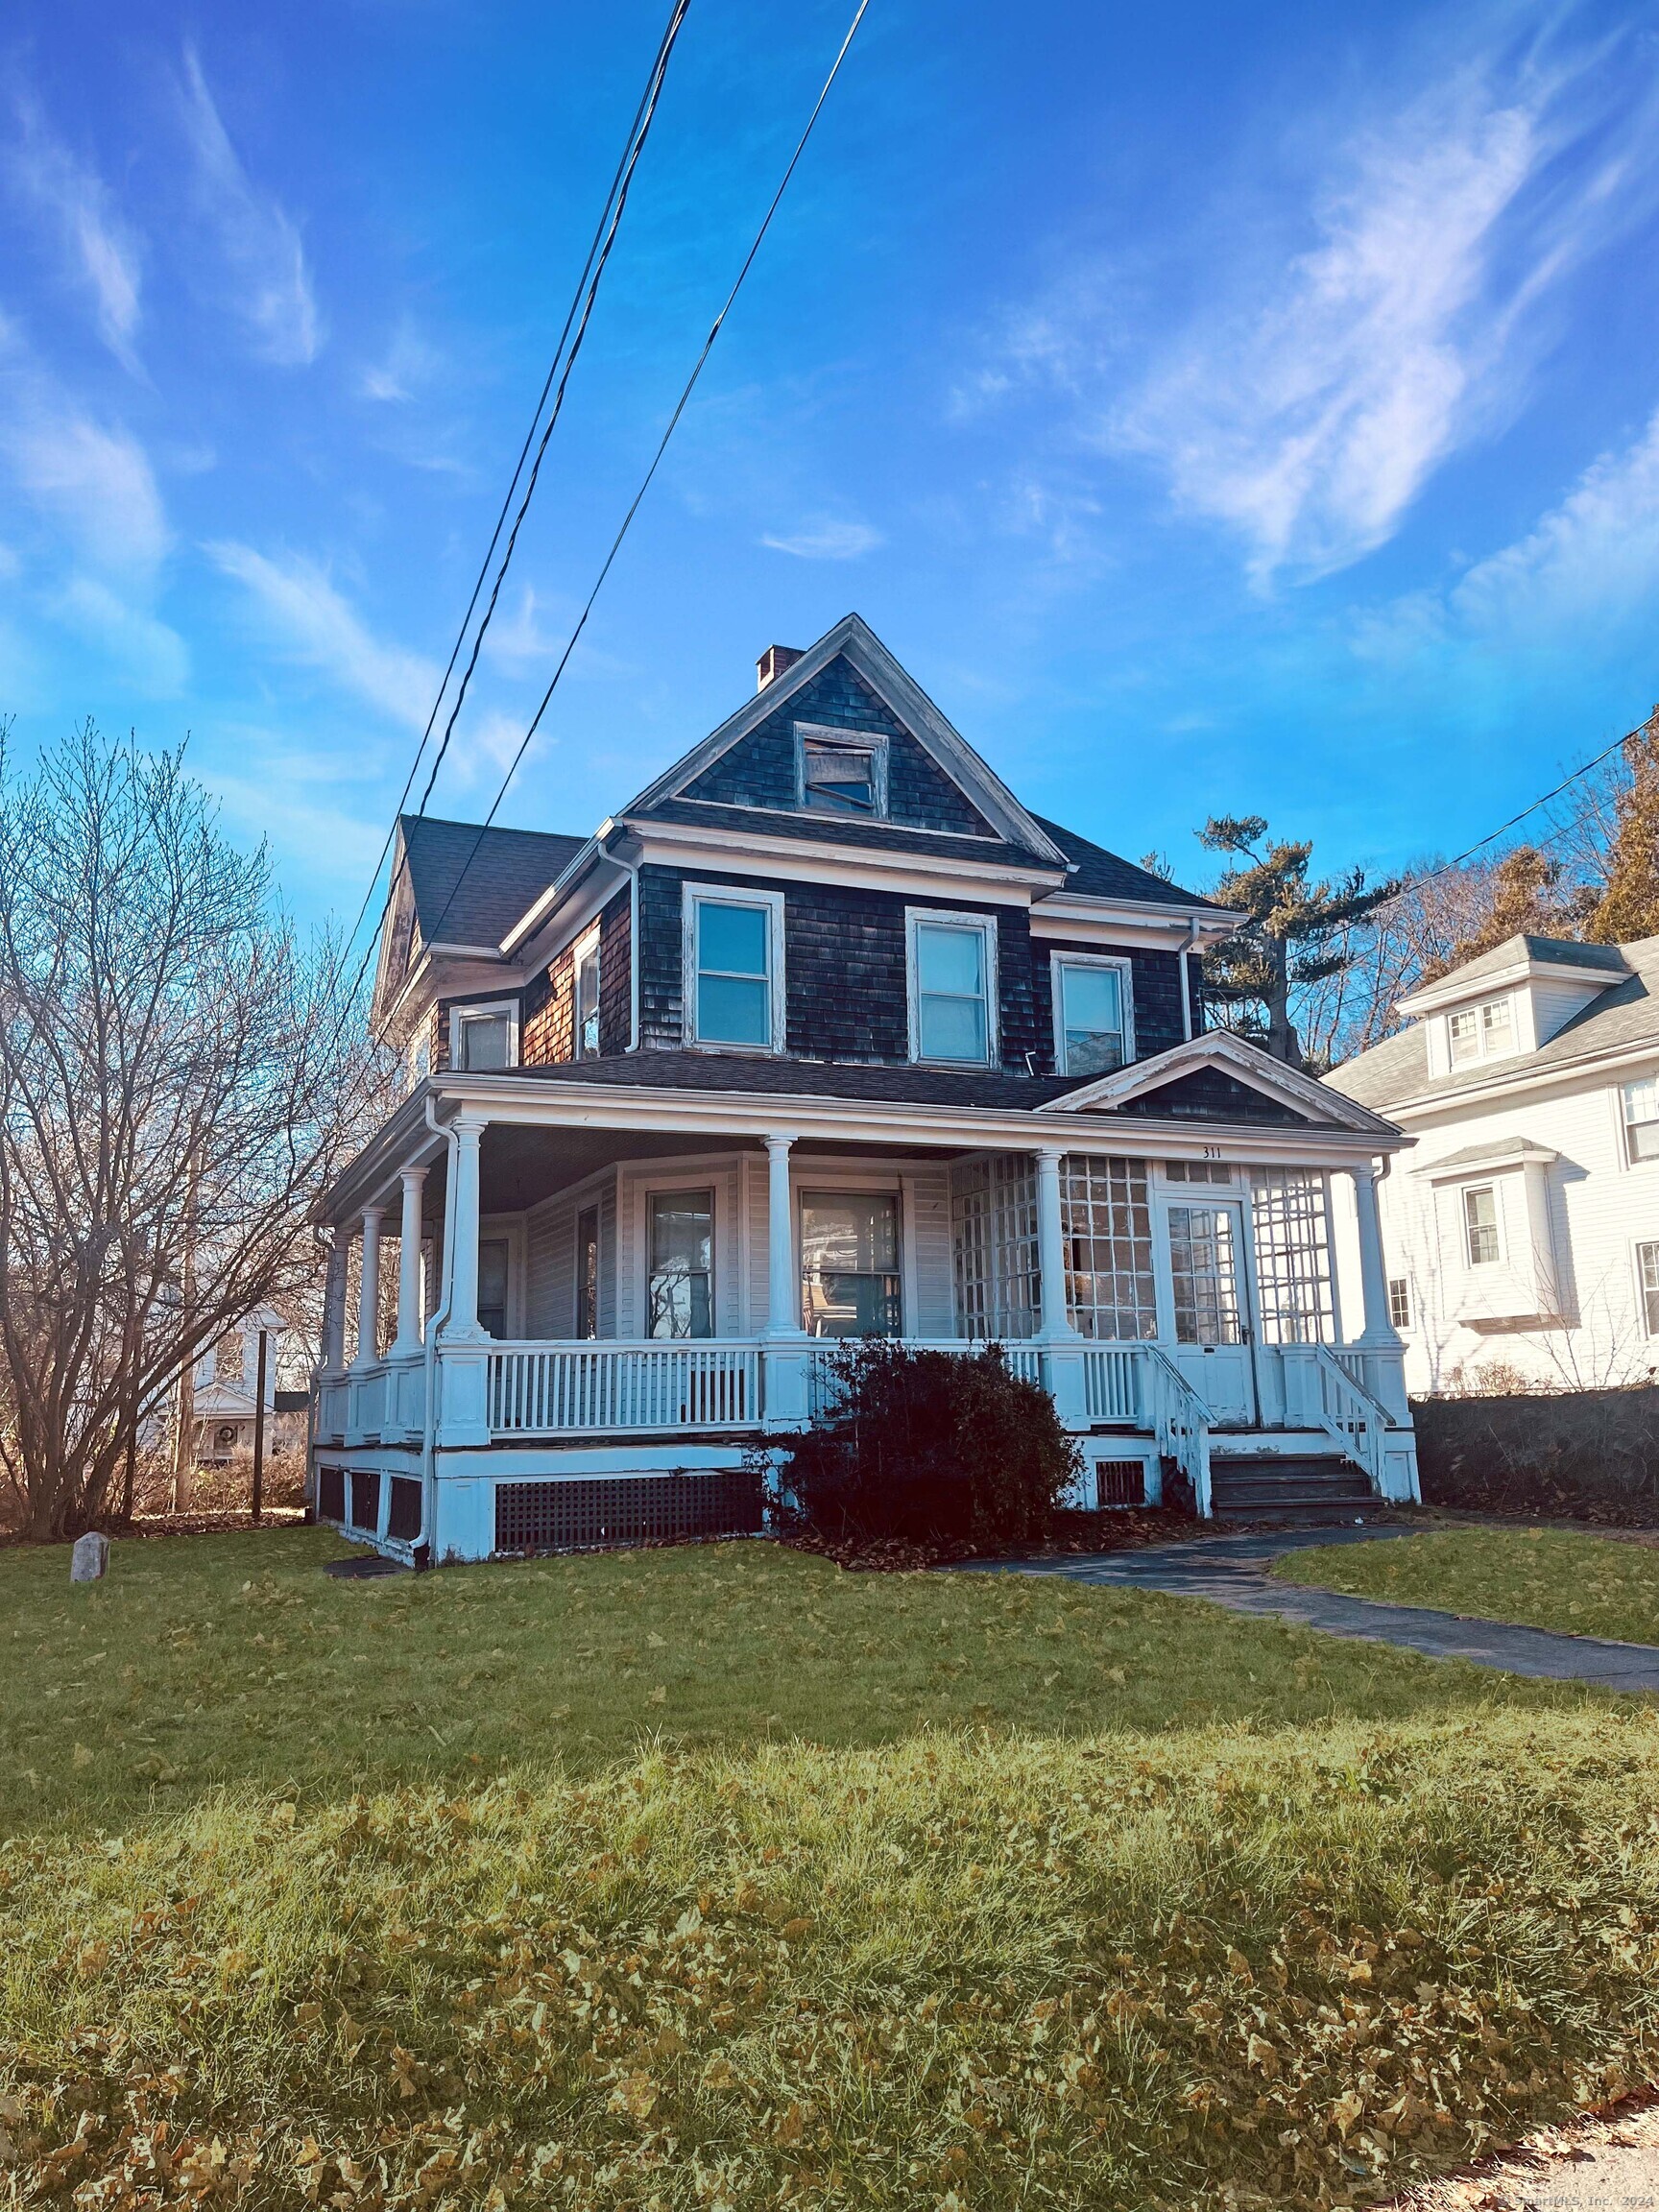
[[1585, 707, 1659, 943], [1196, 815, 1400, 1068]]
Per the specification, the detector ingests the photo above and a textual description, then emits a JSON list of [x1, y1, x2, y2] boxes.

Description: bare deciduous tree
[[0, 722, 387, 1541]]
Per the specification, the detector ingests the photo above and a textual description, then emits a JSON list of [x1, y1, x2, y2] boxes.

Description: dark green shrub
[[770, 1341, 1080, 1550]]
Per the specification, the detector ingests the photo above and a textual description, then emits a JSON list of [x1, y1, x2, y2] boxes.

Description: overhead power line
[[380, 0, 874, 1011], [328, 0, 694, 988]]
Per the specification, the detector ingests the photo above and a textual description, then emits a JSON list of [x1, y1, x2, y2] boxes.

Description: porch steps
[[1208, 1454, 1376, 1525]]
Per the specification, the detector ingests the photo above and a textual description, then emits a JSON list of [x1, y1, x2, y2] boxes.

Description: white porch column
[[390, 1164, 429, 1358], [320, 1235, 349, 1376], [442, 1115, 488, 1342], [761, 1132, 809, 1430], [1033, 1145, 1086, 1428], [1347, 1162, 1400, 1348], [1033, 1146, 1076, 1340], [763, 1134, 802, 1337], [350, 1205, 385, 1369]]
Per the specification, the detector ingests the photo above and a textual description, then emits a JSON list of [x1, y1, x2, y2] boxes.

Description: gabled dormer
[[1396, 934, 1631, 1079]]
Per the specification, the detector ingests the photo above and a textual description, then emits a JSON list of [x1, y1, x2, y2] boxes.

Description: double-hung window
[[1448, 996, 1514, 1067], [647, 1190, 713, 1339], [574, 935, 601, 1059], [1462, 1184, 1501, 1266], [683, 886, 783, 1051], [908, 910, 996, 1065], [1052, 954, 1132, 1075], [575, 1205, 600, 1339], [1623, 1076, 1659, 1163], [1638, 1241, 1659, 1334], [452, 1002, 516, 1070]]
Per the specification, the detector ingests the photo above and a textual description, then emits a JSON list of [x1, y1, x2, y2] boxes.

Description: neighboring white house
[[190, 1307, 289, 1462], [1327, 931, 1659, 1395]]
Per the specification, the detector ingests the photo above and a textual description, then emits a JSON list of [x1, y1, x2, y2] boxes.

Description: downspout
[[420, 1094, 458, 1565], [1176, 920, 1199, 1042], [597, 824, 641, 1051]]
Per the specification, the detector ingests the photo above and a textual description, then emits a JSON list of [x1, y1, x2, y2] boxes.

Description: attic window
[[1448, 996, 1514, 1067], [796, 724, 886, 818]]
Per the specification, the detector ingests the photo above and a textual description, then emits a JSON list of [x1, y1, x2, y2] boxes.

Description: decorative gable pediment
[[1038, 1030, 1400, 1137], [622, 613, 1070, 867]]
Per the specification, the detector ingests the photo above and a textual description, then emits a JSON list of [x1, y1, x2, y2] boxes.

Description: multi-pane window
[[1462, 1185, 1501, 1265], [912, 916, 994, 1064], [1388, 1276, 1412, 1331], [1054, 958, 1130, 1075], [1638, 1242, 1659, 1334], [1061, 1156, 1156, 1339], [647, 1191, 713, 1338], [1448, 996, 1514, 1066], [454, 1007, 512, 1070], [950, 1156, 1038, 1339], [801, 734, 881, 816], [1249, 1168, 1334, 1345], [575, 940, 601, 1058], [1166, 1160, 1232, 1185], [800, 1192, 901, 1336], [1623, 1077, 1659, 1163], [1168, 1205, 1243, 1345], [691, 898, 775, 1048], [575, 1205, 600, 1339]]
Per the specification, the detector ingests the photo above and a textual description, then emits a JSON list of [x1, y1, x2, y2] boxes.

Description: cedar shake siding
[[598, 885, 632, 1056], [681, 654, 997, 839], [636, 863, 1040, 1067], [521, 943, 575, 1067], [1029, 938, 1193, 1072], [1118, 1066, 1308, 1124]]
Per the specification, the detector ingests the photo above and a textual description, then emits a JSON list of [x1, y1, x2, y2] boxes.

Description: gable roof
[[1037, 1028, 1403, 1138], [1330, 933, 1659, 1112], [1427, 932, 1630, 989], [620, 613, 1071, 871], [397, 814, 587, 950]]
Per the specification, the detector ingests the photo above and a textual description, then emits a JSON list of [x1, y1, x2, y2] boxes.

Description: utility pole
[[252, 1325, 269, 1524]]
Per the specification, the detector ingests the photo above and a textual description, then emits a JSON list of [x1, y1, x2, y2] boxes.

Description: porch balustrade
[[487, 1341, 762, 1436]]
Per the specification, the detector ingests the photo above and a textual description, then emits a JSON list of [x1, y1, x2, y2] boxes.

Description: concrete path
[[968, 1526, 1659, 1695]]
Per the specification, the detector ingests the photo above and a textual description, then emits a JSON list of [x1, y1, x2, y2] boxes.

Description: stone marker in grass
[[70, 1532, 108, 1582]]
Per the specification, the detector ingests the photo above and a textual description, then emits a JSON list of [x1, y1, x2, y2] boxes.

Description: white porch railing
[[1136, 1346, 1214, 1515], [805, 1338, 1043, 1418], [1284, 1344, 1390, 1493], [487, 1341, 762, 1435], [1080, 1344, 1139, 1423]]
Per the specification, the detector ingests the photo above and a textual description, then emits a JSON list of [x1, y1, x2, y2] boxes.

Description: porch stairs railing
[[1287, 1344, 1391, 1494], [1129, 1345, 1214, 1516]]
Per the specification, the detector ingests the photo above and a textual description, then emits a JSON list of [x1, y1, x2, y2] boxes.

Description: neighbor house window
[[1638, 1242, 1659, 1334], [1448, 997, 1514, 1067], [684, 887, 783, 1050], [799, 1192, 901, 1336], [453, 1004, 515, 1070], [1061, 1156, 1156, 1339], [1052, 955, 1131, 1075], [909, 911, 996, 1065], [797, 726, 885, 817], [575, 936, 601, 1059], [1623, 1077, 1659, 1163], [1249, 1168, 1334, 1344], [647, 1190, 713, 1338], [1388, 1276, 1412, 1330], [575, 1205, 599, 1339], [1462, 1185, 1501, 1265]]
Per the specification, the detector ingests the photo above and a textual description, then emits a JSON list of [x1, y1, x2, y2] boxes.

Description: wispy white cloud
[[7, 93, 143, 372], [358, 318, 440, 404], [761, 516, 883, 560], [1357, 403, 1659, 665], [481, 587, 562, 672], [52, 575, 188, 695], [177, 45, 322, 367], [0, 323, 169, 576], [205, 541, 437, 725]]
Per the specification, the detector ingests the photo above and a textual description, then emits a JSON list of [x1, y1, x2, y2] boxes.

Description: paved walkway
[[969, 1526, 1659, 1694]]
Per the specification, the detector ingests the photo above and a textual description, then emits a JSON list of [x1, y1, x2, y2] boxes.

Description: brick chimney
[[756, 643, 804, 692]]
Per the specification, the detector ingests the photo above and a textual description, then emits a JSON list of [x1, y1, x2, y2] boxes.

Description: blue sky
[[5, 0, 1659, 943]]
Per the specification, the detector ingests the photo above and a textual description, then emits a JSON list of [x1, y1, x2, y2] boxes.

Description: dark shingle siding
[[637, 862, 1038, 1068], [521, 944, 574, 1067], [599, 886, 632, 1055], [1118, 1066, 1307, 1125], [1029, 938, 1191, 1070], [678, 655, 997, 838]]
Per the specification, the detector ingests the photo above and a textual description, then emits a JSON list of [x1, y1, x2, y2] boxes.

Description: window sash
[[1249, 1168, 1334, 1345], [575, 945, 600, 1058], [478, 1238, 511, 1340], [1449, 998, 1512, 1066], [1463, 1186, 1500, 1265], [802, 740, 878, 815], [575, 1206, 599, 1340], [1057, 960, 1126, 1075], [1387, 1276, 1411, 1331], [456, 1011, 511, 1070], [647, 1190, 714, 1339], [1624, 1078, 1659, 1163], [693, 900, 773, 1047], [1061, 1156, 1156, 1340], [799, 1191, 902, 1336], [915, 921, 991, 1064], [1639, 1241, 1659, 1334], [1168, 1203, 1243, 1345]]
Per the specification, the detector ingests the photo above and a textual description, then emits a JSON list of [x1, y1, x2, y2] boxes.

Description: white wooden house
[[1327, 931, 1659, 1393], [190, 1307, 289, 1462], [311, 615, 1419, 1560]]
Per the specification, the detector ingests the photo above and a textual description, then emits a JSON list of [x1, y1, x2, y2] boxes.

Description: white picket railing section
[[1307, 1345, 1389, 1493], [1080, 1345, 1139, 1424], [1137, 1346, 1214, 1515], [487, 1342, 762, 1436]]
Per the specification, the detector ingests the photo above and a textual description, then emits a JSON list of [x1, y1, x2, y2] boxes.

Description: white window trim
[[636, 1169, 722, 1340], [572, 923, 602, 1061], [449, 998, 519, 1071], [793, 721, 889, 821], [905, 906, 999, 1067], [1049, 950, 1135, 1075], [1635, 1238, 1659, 1335], [1446, 995, 1516, 1069], [1620, 1073, 1659, 1168], [1460, 1181, 1504, 1267], [680, 882, 787, 1054]]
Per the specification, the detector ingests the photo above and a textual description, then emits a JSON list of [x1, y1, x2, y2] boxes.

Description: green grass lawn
[[1274, 1525, 1659, 1645], [4, 1527, 1658, 2210]]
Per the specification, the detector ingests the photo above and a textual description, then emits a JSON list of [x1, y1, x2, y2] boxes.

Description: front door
[[1165, 1199, 1257, 1425]]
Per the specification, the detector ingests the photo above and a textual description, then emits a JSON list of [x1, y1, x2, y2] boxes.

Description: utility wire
[[380, 0, 873, 1011], [327, 0, 694, 986], [415, 0, 693, 816]]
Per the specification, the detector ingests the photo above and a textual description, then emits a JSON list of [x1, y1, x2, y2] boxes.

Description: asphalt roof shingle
[[399, 814, 586, 950]]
